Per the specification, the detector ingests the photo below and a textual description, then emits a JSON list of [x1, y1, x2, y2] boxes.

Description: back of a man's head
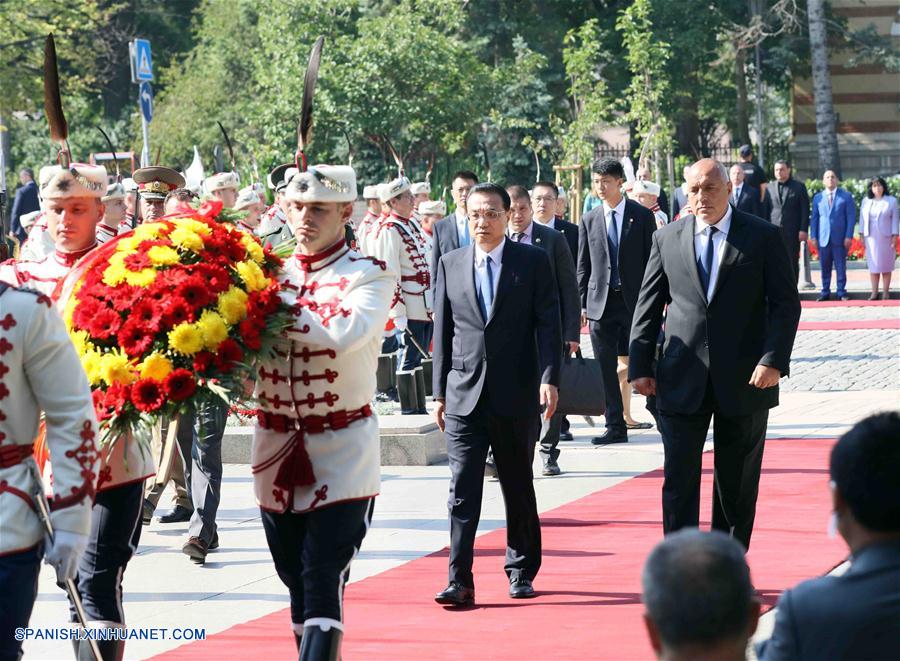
[[642, 530, 758, 659], [831, 411, 900, 534]]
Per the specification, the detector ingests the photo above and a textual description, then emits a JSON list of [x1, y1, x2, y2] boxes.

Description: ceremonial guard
[[254, 163, 393, 659], [410, 180, 431, 211], [234, 185, 266, 233], [632, 180, 669, 229], [355, 184, 381, 255], [204, 171, 241, 208], [133, 166, 185, 223], [259, 163, 296, 247], [97, 182, 126, 243], [17, 210, 54, 262], [0, 283, 99, 661], [370, 177, 433, 414], [118, 177, 139, 234]]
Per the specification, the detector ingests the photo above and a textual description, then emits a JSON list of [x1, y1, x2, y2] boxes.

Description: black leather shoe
[[591, 429, 628, 445], [542, 459, 561, 476], [299, 623, 342, 661], [434, 582, 475, 606], [816, 294, 830, 301], [559, 430, 574, 441], [509, 577, 536, 599], [182, 536, 209, 564], [158, 505, 193, 524], [142, 499, 155, 526]]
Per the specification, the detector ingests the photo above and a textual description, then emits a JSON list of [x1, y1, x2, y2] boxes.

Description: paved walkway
[[23, 302, 900, 660]]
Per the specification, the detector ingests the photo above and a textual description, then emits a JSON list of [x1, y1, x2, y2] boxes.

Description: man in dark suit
[[577, 158, 656, 445], [629, 158, 801, 549], [431, 170, 478, 283], [671, 166, 690, 220], [765, 160, 810, 284], [737, 144, 768, 204], [758, 412, 900, 660], [10, 168, 40, 243], [432, 183, 561, 606], [532, 181, 578, 261], [507, 185, 580, 476], [728, 164, 763, 218]]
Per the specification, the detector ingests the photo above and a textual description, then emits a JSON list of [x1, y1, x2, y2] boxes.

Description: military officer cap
[[122, 177, 138, 193], [284, 165, 357, 204], [133, 166, 186, 201], [418, 200, 446, 216], [378, 176, 411, 203], [39, 163, 108, 200], [205, 171, 240, 193], [103, 182, 126, 202], [362, 185, 379, 200], [267, 163, 296, 192], [410, 181, 431, 195]]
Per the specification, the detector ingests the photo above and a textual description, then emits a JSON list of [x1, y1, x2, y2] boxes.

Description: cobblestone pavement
[[580, 303, 900, 392]]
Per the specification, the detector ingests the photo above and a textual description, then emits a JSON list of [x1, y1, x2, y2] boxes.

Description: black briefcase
[[556, 349, 606, 416]]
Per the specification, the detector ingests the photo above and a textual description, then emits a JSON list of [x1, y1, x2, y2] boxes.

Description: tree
[[806, 0, 841, 176]]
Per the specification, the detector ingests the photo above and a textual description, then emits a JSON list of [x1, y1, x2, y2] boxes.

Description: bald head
[[729, 164, 745, 187], [687, 159, 732, 225]]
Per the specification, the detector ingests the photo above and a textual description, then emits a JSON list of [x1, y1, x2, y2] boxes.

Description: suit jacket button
[[703, 341, 709, 349]]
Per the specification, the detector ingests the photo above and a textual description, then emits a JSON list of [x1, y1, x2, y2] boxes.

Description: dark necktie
[[513, 232, 525, 242], [607, 210, 620, 289], [778, 183, 785, 204], [697, 225, 718, 297], [476, 255, 495, 320]]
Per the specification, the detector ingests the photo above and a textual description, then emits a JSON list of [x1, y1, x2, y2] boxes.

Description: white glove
[[44, 530, 89, 581], [394, 316, 408, 332]]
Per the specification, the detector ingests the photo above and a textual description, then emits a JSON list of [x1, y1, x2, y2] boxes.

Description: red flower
[[132, 299, 163, 332], [104, 383, 131, 415], [162, 298, 195, 326], [124, 252, 153, 272], [193, 351, 215, 374], [239, 318, 262, 351], [86, 307, 122, 340], [215, 339, 244, 371], [92, 390, 111, 422], [108, 284, 142, 312], [132, 379, 166, 412], [196, 200, 223, 220], [175, 277, 212, 309], [72, 296, 103, 330], [195, 263, 233, 293], [119, 318, 156, 357], [165, 369, 197, 401]]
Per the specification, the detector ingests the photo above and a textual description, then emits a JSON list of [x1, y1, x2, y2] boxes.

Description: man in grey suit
[[759, 412, 900, 660], [507, 185, 580, 476], [630, 159, 801, 549], [431, 170, 478, 283], [432, 183, 561, 606]]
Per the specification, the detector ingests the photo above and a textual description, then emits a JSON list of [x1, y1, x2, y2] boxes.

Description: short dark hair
[[774, 159, 791, 170], [739, 144, 753, 158], [506, 185, 531, 203], [642, 530, 754, 649], [591, 158, 625, 179], [468, 182, 510, 211], [451, 170, 479, 186], [830, 412, 900, 532], [165, 188, 196, 205], [532, 180, 558, 198], [866, 176, 890, 199], [20, 168, 34, 179]]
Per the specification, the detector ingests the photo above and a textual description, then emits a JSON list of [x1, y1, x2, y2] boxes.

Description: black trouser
[[781, 231, 800, 284], [177, 402, 227, 545], [68, 481, 144, 623], [445, 395, 541, 588], [261, 499, 374, 626], [0, 544, 41, 661], [398, 320, 433, 371], [539, 343, 567, 463], [656, 380, 768, 549], [589, 289, 631, 432]]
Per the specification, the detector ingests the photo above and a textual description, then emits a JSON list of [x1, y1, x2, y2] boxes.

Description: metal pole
[[752, 0, 766, 169], [140, 114, 150, 168]]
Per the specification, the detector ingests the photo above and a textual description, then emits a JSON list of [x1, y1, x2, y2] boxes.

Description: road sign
[[140, 82, 153, 123], [131, 39, 153, 82]]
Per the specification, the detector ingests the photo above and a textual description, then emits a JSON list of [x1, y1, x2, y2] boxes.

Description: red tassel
[[273, 431, 316, 491]]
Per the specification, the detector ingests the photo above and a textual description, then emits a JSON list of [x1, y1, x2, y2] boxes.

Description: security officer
[[259, 163, 296, 247], [254, 163, 393, 659]]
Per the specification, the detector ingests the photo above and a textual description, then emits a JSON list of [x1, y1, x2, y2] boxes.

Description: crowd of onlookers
[[642, 411, 900, 660], [582, 145, 899, 301]]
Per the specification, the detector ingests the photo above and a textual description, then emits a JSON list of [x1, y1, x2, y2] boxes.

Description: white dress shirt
[[474, 238, 505, 300], [455, 210, 469, 246], [694, 206, 733, 299], [533, 216, 556, 230], [509, 221, 534, 245], [602, 197, 627, 245]]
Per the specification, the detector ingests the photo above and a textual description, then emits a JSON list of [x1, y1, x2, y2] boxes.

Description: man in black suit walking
[[577, 158, 657, 445], [629, 159, 801, 549], [765, 160, 810, 284], [507, 185, 580, 476], [728, 164, 764, 218], [532, 181, 579, 261], [431, 170, 478, 283], [432, 183, 561, 606]]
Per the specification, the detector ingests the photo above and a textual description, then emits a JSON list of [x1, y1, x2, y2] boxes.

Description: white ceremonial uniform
[[252, 240, 394, 513], [18, 217, 54, 262], [258, 204, 292, 248], [96, 222, 119, 244], [0, 244, 97, 297], [369, 212, 432, 322], [355, 211, 380, 256], [0, 284, 99, 556]]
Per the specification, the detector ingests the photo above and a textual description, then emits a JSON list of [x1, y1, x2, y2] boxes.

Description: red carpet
[[801, 299, 899, 308], [154, 438, 845, 660], [798, 319, 900, 331]]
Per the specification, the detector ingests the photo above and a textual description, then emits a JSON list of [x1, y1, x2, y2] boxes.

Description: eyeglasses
[[532, 195, 556, 203], [468, 209, 504, 221]]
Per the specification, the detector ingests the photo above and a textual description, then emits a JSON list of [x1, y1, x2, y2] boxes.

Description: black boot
[[294, 633, 303, 651], [375, 355, 392, 399], [78, 636, 124, 661], [414, 367, 427, 414], [397, 370, 419, 415], [298, 624, 342, 661], [421, 358, 433, 397]]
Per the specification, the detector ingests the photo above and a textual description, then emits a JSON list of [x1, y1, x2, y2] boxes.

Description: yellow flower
[[173, 218, 212, 236], [80, 349, 103, 386], [196, 310, 229, 350], [241, 234, 265, 263], [217, 286, 249, 324], [64, 295, 80, 331], [99, 349, 136, 386], [70, 329, 91, 355], [235, 260, 268, 292], [168, 322, 204, 356], [123, 267, 157, 287], [147, 245, 181, 266], [133, 223, 165, 240], [169, 227, 204, 252], [139, 353, 174, 381], [115, 236, 142, 252], [102, 262, 128, 286]]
